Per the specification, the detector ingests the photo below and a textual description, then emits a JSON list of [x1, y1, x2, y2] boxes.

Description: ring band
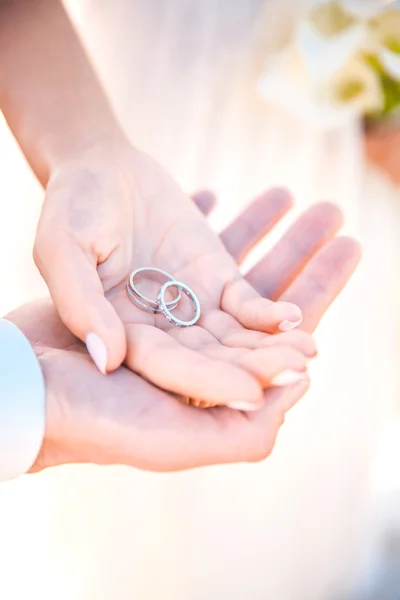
[[126, 283, 179, 313], [127, 267, 181, 314], [157, 280, 201, 327]]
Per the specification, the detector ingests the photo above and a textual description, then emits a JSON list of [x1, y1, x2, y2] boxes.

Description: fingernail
[[271, 369, 308, 387], [279, 318, 303, 332], [228, 401, 263, 412], [86, 333, 108, 375]]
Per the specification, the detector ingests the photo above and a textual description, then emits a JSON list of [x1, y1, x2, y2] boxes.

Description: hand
[[34, 143, 315, 408], [10, 192, 361, 472]]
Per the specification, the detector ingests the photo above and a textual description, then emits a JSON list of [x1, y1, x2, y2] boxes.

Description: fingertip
[[60, 297, 127, 373], [270, 369, 309, 387], [277, 302, 303, 331], [264, 187, 294, 211], [337, 235, 363, 263], [228, 401, 265, 412], [100, 316, 127, 372], [86, 332, 108, 375], [309, 201, 344, 230], [278, 317, 303, 332], [86, 320, 127, 374]]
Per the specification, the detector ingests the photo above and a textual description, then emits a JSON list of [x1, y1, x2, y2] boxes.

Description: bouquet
[[258, 0, 400, 182]]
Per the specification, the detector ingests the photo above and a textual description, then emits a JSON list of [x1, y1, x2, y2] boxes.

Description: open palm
[[16, 191, 361, 472], [36, 148, 314, 409]]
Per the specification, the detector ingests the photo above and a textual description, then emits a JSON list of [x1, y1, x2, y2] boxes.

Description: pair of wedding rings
[[126, 267, 201, 327]]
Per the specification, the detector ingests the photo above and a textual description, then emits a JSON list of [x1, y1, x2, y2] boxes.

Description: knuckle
[[304, 272, 329, 301]]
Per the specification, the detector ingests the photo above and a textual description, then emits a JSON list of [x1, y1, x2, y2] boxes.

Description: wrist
[[38, 124, 131, 187], [0, 0, 131, 188], [46, 128, 133, 179]]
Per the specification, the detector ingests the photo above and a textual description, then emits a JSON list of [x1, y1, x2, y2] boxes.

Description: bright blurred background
[[0, 1, 399, 598]]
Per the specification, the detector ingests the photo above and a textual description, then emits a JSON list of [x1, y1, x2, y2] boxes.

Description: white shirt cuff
[[0, 319, 45, 481]]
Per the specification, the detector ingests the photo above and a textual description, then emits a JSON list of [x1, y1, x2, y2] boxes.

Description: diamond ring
[[157, 280, 201, 327], [127, 267, 181, 314]]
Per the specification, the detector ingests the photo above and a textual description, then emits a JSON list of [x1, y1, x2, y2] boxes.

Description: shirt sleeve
[[0, 319, 46, 482]]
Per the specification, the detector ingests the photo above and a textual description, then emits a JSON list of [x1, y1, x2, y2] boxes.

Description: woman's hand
[[0, 0, 315, 409], [34, 142, 316, 409], [11, 196, 360, 473]]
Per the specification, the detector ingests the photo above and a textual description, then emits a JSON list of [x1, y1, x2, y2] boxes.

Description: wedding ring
[[127, 267, 181, 314], [157, 280, 201, 327]]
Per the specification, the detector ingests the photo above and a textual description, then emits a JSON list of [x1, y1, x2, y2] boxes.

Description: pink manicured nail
[[228, 401, 263, 412], [86, 333, 108, 375], [271, 369, 308, 387], [279, 318, 303, 332]]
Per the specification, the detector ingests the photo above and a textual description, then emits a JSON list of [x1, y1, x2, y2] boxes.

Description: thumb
[[34, 237, 126, 373]]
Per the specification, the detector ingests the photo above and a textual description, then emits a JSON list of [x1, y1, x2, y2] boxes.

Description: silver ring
[[127, 267, 181, 314], [157, 281, 201, 327]]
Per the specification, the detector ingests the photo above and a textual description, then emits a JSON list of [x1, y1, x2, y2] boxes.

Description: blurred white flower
[[372, 10, 400, 79], [258, 0, 400, 128], [309, 0, 400, 19], [297, 17, 368, 83], [258, 45, 364, 129], [343, 0, 400, 19], [380, 49, 400, 79], [328, 55, 384, 113]]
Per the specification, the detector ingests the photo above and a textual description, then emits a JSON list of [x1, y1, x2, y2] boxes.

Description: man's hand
[[7, 190, 361, 473]]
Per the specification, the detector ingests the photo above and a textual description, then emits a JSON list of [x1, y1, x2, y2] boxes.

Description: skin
[[0, 1, 358, 414], [6, 191, 361, 473], [1, 0, 316, 408], [35, 147, 317, 408]]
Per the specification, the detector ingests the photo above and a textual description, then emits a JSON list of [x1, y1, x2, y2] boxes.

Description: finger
[[246, 202, 344, 300], [169, 324, 312, 395], [222, 278, 303, 333], [220, 187, 293, 263], [206, 380, 311, 466], [143, 379, 307, 468], [202, 310, 317, 357], [242, 380, 311, 458], [44, 346, 308, 472], [187, 369, 311, 413], [191, 190, 217, 216], [34, 236, 127, 373], [281, 236, 362, 333], [171, 324, 311, 388], [125, 323, 264, 406], [203, 344, 309, 388], [222, 329, 317, 358]]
